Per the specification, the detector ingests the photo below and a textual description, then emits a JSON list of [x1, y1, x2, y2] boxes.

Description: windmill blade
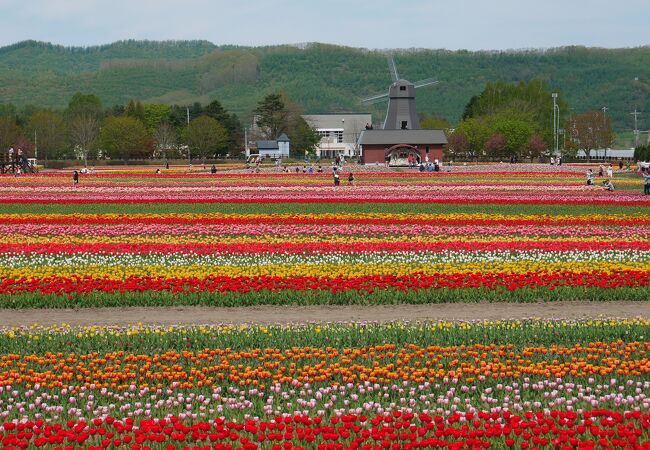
[[361, 92, 389, 104], [414, 78, 439, 89], [387, 55, 399, 82]]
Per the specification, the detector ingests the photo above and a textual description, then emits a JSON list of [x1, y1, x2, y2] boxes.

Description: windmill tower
[[361, 55, 438, 130]]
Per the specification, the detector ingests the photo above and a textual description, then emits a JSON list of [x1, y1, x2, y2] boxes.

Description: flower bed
[[1, 170, 650, 307], [0, 320, 649, 448]]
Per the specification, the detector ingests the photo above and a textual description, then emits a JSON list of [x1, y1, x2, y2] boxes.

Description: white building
[[255, 133, 290, 159], [302, 113, 372, 159]]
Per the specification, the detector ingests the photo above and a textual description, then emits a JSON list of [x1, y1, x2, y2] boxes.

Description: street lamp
[[552, 93, 559, 157]]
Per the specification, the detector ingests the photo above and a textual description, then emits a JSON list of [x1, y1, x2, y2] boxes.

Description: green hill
[[1, 40, 648, 132]]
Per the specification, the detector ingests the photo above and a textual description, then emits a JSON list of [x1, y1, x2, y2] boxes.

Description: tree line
[[446, 79, 615, 161], [0, 92, 320, 164]]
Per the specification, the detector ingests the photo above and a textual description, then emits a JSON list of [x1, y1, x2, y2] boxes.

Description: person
[[607, 164, 613, 178], [446, 161, 453, 172], [333, 170, 340, 186], [643, 171, 650, 195], [165, 161, 169, 170], [557, 156, 562, 166], [308, 166, 314, 174], [586, 169, 594, 186], [603, 179, 614, 192], [598, 165, 604, 177], [295, 167, 300, 173], [211, 165, 217, 174], [73, 170, 79, 185], [348, 172, 355, 186], [317, 165, 323, 173], [550, 156, 555, 166], [155, 168, 161, 174], [419, 163, 425, 172], [14, 166, 21, 177], [619, 160, 624, 170], [427, 162, 433, 172]]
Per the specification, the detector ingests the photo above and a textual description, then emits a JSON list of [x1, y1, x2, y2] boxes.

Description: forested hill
[[1, 40, 649, 129]]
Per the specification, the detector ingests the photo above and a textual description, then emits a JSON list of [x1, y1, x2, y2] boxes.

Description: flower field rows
[[1, 168, 650, 448], [1, 171, 649, 306], [0, 320, 649, 449]]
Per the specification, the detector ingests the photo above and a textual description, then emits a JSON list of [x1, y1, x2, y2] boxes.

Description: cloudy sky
[[0, 0, 647, 50]]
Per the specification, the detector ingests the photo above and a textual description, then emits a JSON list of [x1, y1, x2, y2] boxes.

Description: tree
[[568, 111, 614, 161], [27, 111, 66, 160], [492, 115, 533, 157], [254, 93, 289, 139], [526, 134, 547, 162], [143, 104, 172, 135], [446, 131, 468, 160], [66, 93, 103, 118], [125, 100, 146, 124], [455, 118, 490, 159], [0, 116, 20, 151], [99, 116, 150, 161], [154, 121, 178, 159], [485, 133, 507, 159], [69, 114, 100, 166], [185, 116, 229, 161], [419, 113, 450, 130], [205, 100, 243, 155], [288, 116, 320, 158]]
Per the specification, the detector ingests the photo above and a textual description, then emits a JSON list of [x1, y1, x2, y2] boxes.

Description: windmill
[[361, 55, 439, 130]]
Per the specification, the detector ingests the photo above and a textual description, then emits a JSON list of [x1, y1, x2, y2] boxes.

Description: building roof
[[256, 140, 279, 150], [277, 133, 290, 142], [358, 129, 447, 145], [302, 114, 372, 130], [576, 149, 635, 158]]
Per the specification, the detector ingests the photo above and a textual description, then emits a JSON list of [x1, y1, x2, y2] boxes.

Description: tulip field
[[1, 166, 650, 448], [1, 169, 650, 307]]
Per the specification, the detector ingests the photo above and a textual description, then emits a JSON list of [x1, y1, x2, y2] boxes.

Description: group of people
[[332, 167, 354, 186], [585, 166, 615, 191]]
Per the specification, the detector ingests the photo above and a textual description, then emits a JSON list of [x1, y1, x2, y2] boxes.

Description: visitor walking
[[72, 170, 79, 186], [607, 164, 613, 178], [348, 172, 355, 186], [643, 171, 650, 195], [333, 170, 340, 186], [586, 169, 594, 186]]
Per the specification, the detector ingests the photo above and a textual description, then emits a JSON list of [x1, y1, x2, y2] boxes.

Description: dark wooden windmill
[[361, 55, 439, 130]]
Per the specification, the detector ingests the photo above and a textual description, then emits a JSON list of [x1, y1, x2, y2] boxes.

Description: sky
[[0, 0, 648, 50]]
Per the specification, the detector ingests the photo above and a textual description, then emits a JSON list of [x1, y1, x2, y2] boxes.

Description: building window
[[400, 86, 406, 91], [401, 121, 408, 130]]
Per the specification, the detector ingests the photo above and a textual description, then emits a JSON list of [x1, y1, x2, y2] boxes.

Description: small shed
[[256, 134, 290, 159]]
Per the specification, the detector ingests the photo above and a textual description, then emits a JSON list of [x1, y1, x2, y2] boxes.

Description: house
[[358, 129, 447, 165], [302, 113, 372, 159], [255, 133, 290, 159]]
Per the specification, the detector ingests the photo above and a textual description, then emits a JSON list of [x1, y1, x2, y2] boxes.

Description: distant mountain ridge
[[1, 40, 648, 130]]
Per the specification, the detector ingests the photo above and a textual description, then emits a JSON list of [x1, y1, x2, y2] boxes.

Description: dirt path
[[0, 301, 648, 327]]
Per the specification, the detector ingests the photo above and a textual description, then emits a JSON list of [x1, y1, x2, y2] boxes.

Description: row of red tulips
[[2, 410, 648, 449], [1, 271, 649, 296]]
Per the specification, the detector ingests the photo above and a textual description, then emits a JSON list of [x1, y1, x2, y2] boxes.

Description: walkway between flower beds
[[1, 301, 648, 326]]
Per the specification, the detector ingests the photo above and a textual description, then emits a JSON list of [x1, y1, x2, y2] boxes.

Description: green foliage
[[634, 144, 650, 161], [99, 116, 151, 160], [124, 99, 145, 123], [0, 116, 20, 151], [185, 115, 229, 159], [65, 92, 103, 118], [254, 93, 288, 139], [142, 103, 172, 134], [419, 112, 450, 130], [1, 41, 649, 131], [289, 116, 320, 157], [26, 111, 67, 159]]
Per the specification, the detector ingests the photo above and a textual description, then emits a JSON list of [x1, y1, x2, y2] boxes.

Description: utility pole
[[602, 106, 608, 159], [34, 130, 38, 162], [631, 109, 641, 147], [186, 107, 191, 166], [552, 93, 559, 157]]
